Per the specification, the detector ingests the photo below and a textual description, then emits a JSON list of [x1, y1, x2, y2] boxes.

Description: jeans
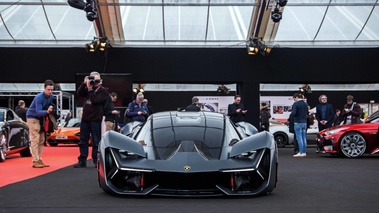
[[78, 121, 101, 164], [294, 123, 307, 154]]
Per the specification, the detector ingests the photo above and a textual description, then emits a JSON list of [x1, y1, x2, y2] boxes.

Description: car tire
[[19, 146, 32, 157], [340, 132, 366, 158], [273, 132, 288, 148], [0, 133, 6, 162]]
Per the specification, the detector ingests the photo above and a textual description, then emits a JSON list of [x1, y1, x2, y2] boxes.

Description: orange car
[[46, 118, 89, 146]]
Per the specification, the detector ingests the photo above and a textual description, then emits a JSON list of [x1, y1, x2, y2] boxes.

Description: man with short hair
[[16, 100, 28, 122], [290, 93, 309, 157], [185, 97, 201, 112], [126, 92, 149, 122], [104, 92, 119, 131], [227, 95, 247, 123], [341, 95, 361, 125], [74, 71, 108, 168], [26, 79, 55, 168]]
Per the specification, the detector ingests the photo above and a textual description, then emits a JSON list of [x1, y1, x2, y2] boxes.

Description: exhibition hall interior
[[1, 1, 379, 212]]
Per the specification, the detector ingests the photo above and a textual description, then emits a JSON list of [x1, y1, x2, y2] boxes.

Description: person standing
[[332, 109, 341, 126], [126, 92, 149, 122], [341, 95, 362, 125], [315, 95, 334, 131], [104, 92, 120, 131], [74, 71, 108, 168], [64, 111, 72, 124], [26, 79, 55, 168], [259, 102, 271, 132], [143, 98, 154, 115], [16, 100, 28, 122], [290, 93, 309, 157], [185, 97, 201, 112], [227, 95, 247, 123]]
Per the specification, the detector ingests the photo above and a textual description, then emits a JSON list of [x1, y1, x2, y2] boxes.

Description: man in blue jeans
[[290, 93, 309, 157]]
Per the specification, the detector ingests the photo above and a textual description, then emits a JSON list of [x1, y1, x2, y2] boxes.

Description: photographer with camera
[[74, 71, 108, 168], [126, 92, 149, 122], [26, 79, 55, 168]]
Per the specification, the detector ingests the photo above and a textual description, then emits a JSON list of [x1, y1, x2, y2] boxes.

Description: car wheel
[[0, 133, 7, 162], [19, 146, 32, 157], [340, 132, 367, 158], [274, 132, 288, 148]]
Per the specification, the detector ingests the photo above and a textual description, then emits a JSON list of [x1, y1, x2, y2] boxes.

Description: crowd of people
[[19, 74, 366, 167]]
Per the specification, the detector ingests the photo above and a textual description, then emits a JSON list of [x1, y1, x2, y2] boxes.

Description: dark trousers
[[78, 121, 101, 164]]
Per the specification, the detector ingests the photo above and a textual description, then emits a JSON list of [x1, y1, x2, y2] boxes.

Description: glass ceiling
[[0, 0, 378, 48]]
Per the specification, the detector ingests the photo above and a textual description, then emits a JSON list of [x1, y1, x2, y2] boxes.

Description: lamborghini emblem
[[184, 165, 191, 171]]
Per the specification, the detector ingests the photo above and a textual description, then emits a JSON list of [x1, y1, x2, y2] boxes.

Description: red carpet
[[0, 145, 83, 187]]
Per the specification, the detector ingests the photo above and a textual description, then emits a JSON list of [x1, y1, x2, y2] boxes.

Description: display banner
[[259, 96, 295, 123], [196, 96, 234, 115]]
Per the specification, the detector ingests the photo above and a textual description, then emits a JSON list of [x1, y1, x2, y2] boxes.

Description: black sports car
[[98, 111, 278, 196], [0, 107, 31, 162]]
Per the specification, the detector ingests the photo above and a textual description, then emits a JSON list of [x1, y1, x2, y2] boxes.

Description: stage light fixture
[[133, 88, 144, 94], [217, 85, 230, 95], [271, 8, 282, 23], [278, 0, 288, 7], [247, 37, 272, 56], [98, 38, 109, 52], [67, 0, 97, 22]]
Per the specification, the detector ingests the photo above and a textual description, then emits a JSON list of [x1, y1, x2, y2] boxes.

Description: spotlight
[[217, 85, 230, 95], [84, 38, 98, 52], [299, 84, 312, 98], [98, 38, 108, 52], [247, 38, 272, 56], [67, 0, 97, 22], [67, 0, 86, 10], [133, 88, 144, 94], [271, 8, 282, 23], [278, 0, 288, 7], [84, 0, 97, 22]]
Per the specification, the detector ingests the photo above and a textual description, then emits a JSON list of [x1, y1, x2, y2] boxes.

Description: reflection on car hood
[[52, 127, 80, 134]]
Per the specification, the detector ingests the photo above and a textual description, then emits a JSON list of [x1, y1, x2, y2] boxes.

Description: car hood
[[52, 127, 79, 134]]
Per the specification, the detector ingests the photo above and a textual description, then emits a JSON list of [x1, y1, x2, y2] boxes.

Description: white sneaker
[[293, 153, 306, 157]]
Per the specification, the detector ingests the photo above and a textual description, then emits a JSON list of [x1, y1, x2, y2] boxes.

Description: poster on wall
[[196, 96, 235, 115], [260, 96, 294, 122]]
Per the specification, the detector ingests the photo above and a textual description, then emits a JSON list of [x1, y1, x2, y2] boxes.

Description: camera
[[88, 76, 95, 85], [88, 76, 101, 85]]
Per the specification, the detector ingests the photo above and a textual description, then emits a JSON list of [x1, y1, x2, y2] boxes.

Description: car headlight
[[324, 127, 347, 136]]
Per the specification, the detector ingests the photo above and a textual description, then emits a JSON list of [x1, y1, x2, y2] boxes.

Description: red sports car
[[317, 110, 379, 158]]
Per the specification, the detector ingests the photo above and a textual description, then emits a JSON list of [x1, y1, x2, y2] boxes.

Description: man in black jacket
[[227, 95, 247, 123], [185, 97, 201, 112], [74, 71, 108, 168], [104, 92, 119, 131]]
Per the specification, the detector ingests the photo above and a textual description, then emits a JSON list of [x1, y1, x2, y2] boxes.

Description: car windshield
[[64, 118, 81, 127]]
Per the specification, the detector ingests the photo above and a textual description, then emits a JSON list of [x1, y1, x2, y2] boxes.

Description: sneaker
[[73, 162, 87, 168], [320, 151, 326, 154], [32, 161, 45, 168], [38, 160, 50, 167], [293, 153, 306, 157], [315, 149, 319, 153]]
